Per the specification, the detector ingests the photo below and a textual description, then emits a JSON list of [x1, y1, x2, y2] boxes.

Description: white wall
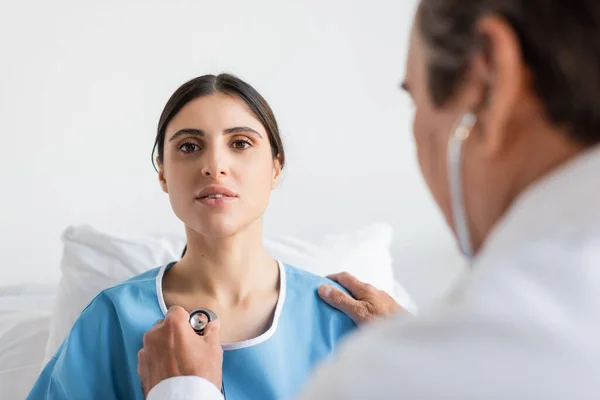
[[0, 0, 465, 306]]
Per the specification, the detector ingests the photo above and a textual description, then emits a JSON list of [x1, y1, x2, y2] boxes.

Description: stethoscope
[[189, 308, 218, 335], [189, 309, 226, 399]]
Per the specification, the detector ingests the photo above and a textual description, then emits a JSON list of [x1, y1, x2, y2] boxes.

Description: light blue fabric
[[27, 263, 357, 400]]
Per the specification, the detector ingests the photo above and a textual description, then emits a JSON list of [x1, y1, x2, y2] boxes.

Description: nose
[[200, 147, 228, 177]]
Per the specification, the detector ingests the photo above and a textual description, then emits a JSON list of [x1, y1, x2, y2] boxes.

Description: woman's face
[[158, 93, 281, 238]]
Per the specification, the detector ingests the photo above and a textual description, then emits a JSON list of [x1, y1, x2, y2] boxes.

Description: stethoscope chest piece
[[189, 308, 218, 335]]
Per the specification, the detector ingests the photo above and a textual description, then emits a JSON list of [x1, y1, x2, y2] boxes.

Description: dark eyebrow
[[168, 128, 204, 142], [223, 126, 263, 138], [168, 126, 263, 142]]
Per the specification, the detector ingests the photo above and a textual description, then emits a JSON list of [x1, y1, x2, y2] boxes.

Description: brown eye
[[179, 142, 201, 153], [232, 139, 251, 150]]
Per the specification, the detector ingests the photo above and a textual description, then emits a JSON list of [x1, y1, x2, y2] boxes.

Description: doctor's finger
[[166, 305, 190, 322], [152, 318, 164, 328], [202, 319, 222, 345], [319, 285, 361, 317], [326, 272, 370, 299]]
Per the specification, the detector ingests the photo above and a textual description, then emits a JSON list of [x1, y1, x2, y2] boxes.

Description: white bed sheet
[[0, 285, 55, 400]]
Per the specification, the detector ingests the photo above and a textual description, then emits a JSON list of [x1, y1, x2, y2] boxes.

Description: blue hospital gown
[[27, 262, 357, 400]]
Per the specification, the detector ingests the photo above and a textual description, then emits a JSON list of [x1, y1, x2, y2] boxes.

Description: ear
[[471, 15, 528, 157], [271, 155, 282, 189], [157, 157, 168, 193]]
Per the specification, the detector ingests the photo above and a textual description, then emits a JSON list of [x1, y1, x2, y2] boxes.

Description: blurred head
[[153, 74, 285, 239], [404, 0, 600, 256]]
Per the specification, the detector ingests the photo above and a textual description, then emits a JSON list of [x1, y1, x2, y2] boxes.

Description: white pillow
[[0, 285, 55, 400], [45, 223, 416, 361]]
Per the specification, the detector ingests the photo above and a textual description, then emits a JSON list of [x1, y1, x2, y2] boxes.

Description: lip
[[195, 185, 238, 207], [196, 185, 238, 199]]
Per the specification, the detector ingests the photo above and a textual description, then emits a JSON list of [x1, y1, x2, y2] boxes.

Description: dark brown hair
[[417, 0, 600, 145], [152, 73, 285, 169]]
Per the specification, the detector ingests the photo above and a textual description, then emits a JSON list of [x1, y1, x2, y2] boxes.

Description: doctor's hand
[[319, 272, 403, 326], [137, 305, 223, 398]]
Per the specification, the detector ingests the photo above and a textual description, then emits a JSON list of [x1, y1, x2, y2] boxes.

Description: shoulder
[[282, 263, 357, 329], [298, 314, 458, 399], [283, 264, 339, 287], [65, 265, 164, 336], [305, 306, 591, 399], [94, 265, 163, 305], [47, 267, 164, 367], [284, 264, 347, 292]]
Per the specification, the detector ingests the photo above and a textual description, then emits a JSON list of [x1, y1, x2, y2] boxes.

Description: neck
[[471, 124, 587, 254], [175, 221, 278, 304], [476, 143, 600, 265]]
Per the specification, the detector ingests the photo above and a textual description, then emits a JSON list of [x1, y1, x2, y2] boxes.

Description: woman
[[138, 0, 600, 399], [27, 74, 356, 400]]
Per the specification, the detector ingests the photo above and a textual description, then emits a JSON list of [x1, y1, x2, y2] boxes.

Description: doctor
[[138, 0, 600, 398]]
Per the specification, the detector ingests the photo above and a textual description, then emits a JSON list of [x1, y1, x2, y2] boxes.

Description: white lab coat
[[148, 145, 600, 400]]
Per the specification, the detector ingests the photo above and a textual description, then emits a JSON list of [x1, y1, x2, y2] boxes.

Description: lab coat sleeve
[[147, 377, 224, 400], [293, 317, 415, 399], [293, 356, 350, 399]]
